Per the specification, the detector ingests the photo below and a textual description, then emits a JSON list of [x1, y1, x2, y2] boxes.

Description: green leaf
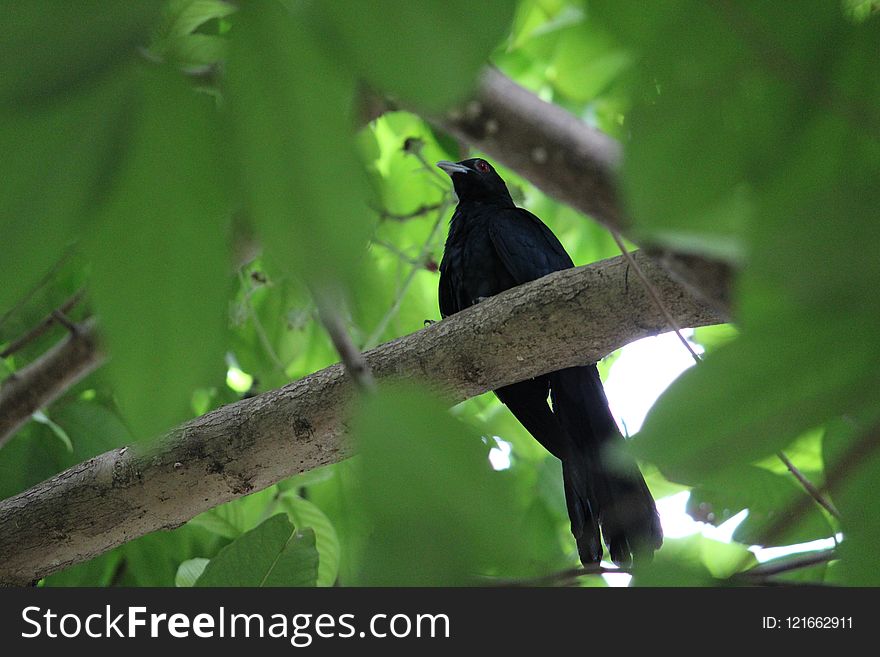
[[0, 73, 132, 316], [632, 329, 871, 482], [316, 1, 517, 109], [87, 66, 228, 437], [687, 466, 834, 546], [632, 535, 755, 586], [225, 1, 372, 290], [0, 1, 162, 105], [822, 417, 880, 585], [175, 558, 209, 587], [279, 492, 341, 587], [195, 515, 319, 587], [350, 385, 525, 585]]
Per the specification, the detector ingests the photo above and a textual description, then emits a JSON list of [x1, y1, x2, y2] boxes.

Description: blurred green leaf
[[0, 75, 130, 316], [632, 534, 754, 586], [350, 385, 528, 585], [226, 1, 372, 290], [87, 66, 228, 437], [0, 1, 162, 105], [316, 1, 517, 110], [196, 515, 318, 587], [823, 417, 880, 585]]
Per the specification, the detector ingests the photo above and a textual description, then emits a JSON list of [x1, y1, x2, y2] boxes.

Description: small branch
[[0, 245, 76, 333], [490, 563, 630, 587], [236, 270, 286, 372], [371, 239, 423, 266], [739, 549, 837, 580], [364, 200, 451, 349], [611, 231, 702, 364], [0, 318, 104, 447], [776, 451, 840, 520], [374, 202, 444, 222], [0, 289, 86, 359], [315, 298, 375, 392], [757, 422, 880, 549]]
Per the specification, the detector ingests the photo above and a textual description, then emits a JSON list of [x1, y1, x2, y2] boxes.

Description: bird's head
[[436, 158, 513, 205]]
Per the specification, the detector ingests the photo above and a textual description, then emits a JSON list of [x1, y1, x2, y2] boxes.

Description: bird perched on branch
[[436, 157, 662, 565]]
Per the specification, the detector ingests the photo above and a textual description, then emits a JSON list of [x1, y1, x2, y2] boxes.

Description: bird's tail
[[550, 366, 663, 565]]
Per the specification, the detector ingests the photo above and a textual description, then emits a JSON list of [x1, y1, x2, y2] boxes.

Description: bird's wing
[[488, 208, 574, 284], [438, 256, 456, 318]]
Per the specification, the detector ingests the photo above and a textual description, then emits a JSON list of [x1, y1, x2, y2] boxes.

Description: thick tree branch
[[0, 252, 723, 585], [0, 318, 104, 448], [385, 69, 735, 316]]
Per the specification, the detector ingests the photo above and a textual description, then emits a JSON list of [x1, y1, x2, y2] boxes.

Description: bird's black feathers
[[437, 157, 662, 565]]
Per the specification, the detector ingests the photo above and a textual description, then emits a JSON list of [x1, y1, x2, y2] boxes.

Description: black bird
[[437, 157, 662, 565]]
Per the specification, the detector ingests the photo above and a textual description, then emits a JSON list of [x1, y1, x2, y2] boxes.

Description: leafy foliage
[[1, 0, 877, 587]]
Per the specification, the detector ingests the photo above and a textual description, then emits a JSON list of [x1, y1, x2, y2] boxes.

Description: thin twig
[[364, 199, 451, 349], [488, 563, 631, 587], [739, 549, 836, 579], [776, 451, 840, 519], [758, 422, 880, 549], [371, 239, 423, 266], [374, 202, 444, 222], [315, 296, 375, 392], [614, 230, 841, 526], [610, 231, 702, 364], [1, 289, 86, 359], [0, 245, 76, 333], [237, 270, 286, 372]]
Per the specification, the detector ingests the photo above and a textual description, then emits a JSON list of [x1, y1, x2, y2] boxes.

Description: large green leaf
[[87, 66, 229, 437], [349, 385, 528, 585], [315, 1, 517, 109], [0, 1, 162, 105], [195, 514, 319, 587], [822, 417, 880, 585], [0, 75, 130, 316], [225, 1, 372, 290]]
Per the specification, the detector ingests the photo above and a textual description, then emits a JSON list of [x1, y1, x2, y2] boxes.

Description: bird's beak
[[436, 160, 471, 176]]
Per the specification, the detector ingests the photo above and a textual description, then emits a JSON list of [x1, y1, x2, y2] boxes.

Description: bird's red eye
[[475, 160, 491, 173]]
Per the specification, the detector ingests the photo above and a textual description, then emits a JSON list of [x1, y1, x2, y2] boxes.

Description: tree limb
[[0, 251, 724, 585], [0, 318, 104, 448]]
